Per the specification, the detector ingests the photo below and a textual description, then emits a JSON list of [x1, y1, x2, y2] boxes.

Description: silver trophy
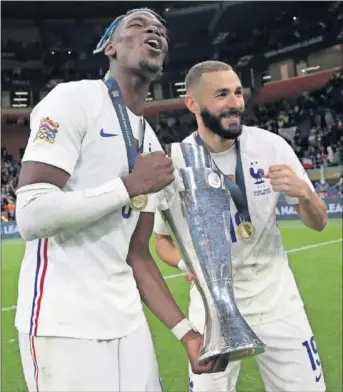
[[160, 142, 265, 373]]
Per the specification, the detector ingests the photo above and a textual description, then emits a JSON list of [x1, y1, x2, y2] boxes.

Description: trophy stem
[[199, 282, 265, 363]]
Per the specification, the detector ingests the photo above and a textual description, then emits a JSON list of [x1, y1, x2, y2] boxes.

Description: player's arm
[[16, 85, 172, 241], [292, 190, 327, 232], [267, 140, 327, 231], [154, 212, 188, 272], [127, 212, 214, 375], [15, 84, 133, 241], [127, 212, 186, 328], [17, 164, 133, 241], [155, 233, 181, 268]]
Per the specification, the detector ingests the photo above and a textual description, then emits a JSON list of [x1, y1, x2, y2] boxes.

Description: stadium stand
[[1, 146, 19, 221], [1, 5, 342, 392], [1, 1, 343, 221]]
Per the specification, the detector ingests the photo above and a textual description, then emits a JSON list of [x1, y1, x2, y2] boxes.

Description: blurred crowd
[[1, 2, 342, 224], [254, 71, 343, 170], [2, 12, 343, 220], [2, 2, 342, 91], [2, 69, 342, 222], [2, 70, 343, 221], [1, 39, 41, 62], [1, 147, 20, 221]]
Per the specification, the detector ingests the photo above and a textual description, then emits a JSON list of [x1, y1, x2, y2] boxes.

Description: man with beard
[[14, 10, 214, 392], [154, 61, 327, 392]]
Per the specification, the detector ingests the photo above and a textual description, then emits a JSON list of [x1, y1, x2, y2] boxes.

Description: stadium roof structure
[[2, 1, 339, 69]]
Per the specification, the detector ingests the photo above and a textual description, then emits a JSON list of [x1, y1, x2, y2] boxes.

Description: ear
[[185, 95, 200, 115], [104, 41, 116, 58]]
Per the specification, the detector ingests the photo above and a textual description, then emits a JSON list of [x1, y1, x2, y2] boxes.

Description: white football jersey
[[16, 80, 163, 339], [154, 126, 314, 325]]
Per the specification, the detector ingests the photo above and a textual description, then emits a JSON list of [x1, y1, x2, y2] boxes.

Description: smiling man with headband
[[14, 9, 215, 392], [154, 60, 327, 392]]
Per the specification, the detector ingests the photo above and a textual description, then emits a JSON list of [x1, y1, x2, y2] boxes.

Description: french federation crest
[[250, 161, 271, 197], [249, 162, 265, 185]]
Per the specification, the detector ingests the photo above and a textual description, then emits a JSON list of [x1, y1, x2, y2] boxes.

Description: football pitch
[[1, 219, 342, 392]]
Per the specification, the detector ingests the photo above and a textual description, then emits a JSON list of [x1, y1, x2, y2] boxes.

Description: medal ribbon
[[103, 77, 146, 172], [194, 132, 250, 220]]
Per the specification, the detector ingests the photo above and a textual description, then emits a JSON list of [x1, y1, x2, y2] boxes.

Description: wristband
[[177, 259, 188, 272], [170, 318, 193, 340]]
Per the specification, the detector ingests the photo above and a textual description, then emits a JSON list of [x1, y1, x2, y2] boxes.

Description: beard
[[200, 107, 244, 140], [137, 59, 162, 80]]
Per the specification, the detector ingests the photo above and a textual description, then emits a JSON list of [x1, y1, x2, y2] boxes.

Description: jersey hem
[[15, 314, 146, 340]]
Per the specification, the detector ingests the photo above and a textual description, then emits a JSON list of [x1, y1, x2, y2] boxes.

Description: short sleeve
[[281, 140, 315, 205], [22, 83, 86, 176]]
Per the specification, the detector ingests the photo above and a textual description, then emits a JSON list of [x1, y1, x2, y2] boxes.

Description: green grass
[[1, 220, 342, 392]]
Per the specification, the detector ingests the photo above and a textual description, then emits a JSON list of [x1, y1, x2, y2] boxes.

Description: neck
[[197, 124, 235, 153], [109, 65, 150, 116]]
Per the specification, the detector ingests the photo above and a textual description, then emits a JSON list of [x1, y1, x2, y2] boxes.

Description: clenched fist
[[265, 165, 310, 199], [123, 151, 175, 197]]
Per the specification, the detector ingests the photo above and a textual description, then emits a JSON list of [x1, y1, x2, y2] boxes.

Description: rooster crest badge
[[250, 162, 271, 197], [249, 162, 265, 185]]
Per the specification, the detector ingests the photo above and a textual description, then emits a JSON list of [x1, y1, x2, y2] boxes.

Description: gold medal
[[237, 221, 255, 240], [130, 195, 148, 211]]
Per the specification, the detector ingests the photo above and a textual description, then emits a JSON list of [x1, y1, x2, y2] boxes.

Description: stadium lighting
[[301, 66, 320, 73], [11, 91, 29, 108], [11, 104, 27, 108]]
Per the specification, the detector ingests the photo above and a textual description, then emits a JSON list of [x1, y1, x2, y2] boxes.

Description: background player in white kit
[[154, 61, 328, 392], [14, 10, 216, 392]]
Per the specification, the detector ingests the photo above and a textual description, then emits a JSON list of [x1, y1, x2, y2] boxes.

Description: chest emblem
[[249, 162, 271, 197]]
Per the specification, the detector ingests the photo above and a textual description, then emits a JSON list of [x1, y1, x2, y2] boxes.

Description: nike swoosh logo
[[315, 373, 322, 382], [100, 129, 118, 137]]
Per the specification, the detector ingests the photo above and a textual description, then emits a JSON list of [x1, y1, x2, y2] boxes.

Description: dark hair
[[185, 61, 232, 92], [93, 8, 165, 54], [125, 8, 165, 24]]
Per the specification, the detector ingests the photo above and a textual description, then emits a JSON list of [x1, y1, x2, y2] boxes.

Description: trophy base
[[199, 353, 229, 373], [199, 344, 265, 372]]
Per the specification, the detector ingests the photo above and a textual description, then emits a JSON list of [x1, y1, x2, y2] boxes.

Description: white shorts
[[19, 320, 162, 392], [189, 308, 326, 392]]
